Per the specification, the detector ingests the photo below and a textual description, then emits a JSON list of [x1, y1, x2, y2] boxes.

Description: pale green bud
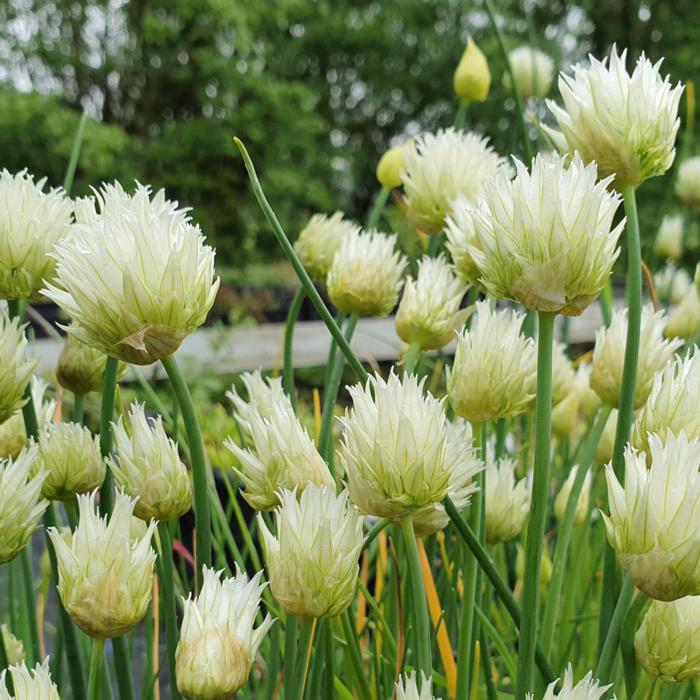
[[376, 141, 412, 189], [454, 38, 491, 102], [294, 212, 359, 283], [604, 432, 700, 601], [1, 626, 24, 666], [0, 660, 60, 700], [109, 403, 192, 521], [48, 490, 156, 638], [554, 466, 591, 524], [654, 264, 691, 306], [396, 671, 442, 700], [57, 333, 116, 394], [676, 157, 700, 210], [503, 46, 554, 101], [43, 183, 219, 365], [448, 302, 536, 423], [0, 445, 47, 564], [573, 363, 600, 420], [545, 47, 683, 187], [655, 214, 684, 261], [526, 665, 611, 700], [327, 230, 407, 317], [595, 409, 618, 465], [484, 457, 530, 545], [635, 596, 700, 682], [665, 286, 700, 340], [395, 255, 468, 351], [259, 485, 363, 618], [592, 305, 681, 409], [176, 566, 273, 700], [551, 392, 580, 439], [31, 422, 105, 501], [0, 311, 37, 424]]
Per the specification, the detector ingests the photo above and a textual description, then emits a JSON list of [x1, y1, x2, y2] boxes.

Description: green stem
[[0, 624, 14, 695], [234, 137, 368, 383], [454, 100, 470, 128], [541, 406, 612, 657], [156, 522, 181, 700], [595, 576, 635, 683], [631, 672, 653, 700], [340, 610, 372, 700], [457, 422, 484, 700], [399, 516, 432, 681], [161, 354, 211, 587], [87, 638, 105, 700], [284, 614, 299, 699], [19, 550, 39, 665], [621, 591, 649, 698], [402, 342, 422, 376], [112, 637, 135, 700], [323, 619, 335, 700], [366, 185, 391, 230], [99, 356, 119, 516], [296, 618, 316, 699], [515, 311, 556, 700], [63, 111, 89, 194], [73, 392, 85, 424], [283, 288, 306, 410], [364, 518, 390, 549]]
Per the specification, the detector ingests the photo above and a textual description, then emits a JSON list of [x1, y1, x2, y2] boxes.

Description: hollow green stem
[[595, 576, 636, 684], [402, 342, 422, 376], [364, 518, 391, 549], [112, 637, 135, 700], [63, 111, 89, 194], [73, 392, 85, 424], [156, 522, 181, 700], [457, 422, 484, 700], [366, 185, 391, 230], [99, 356, 119, 516], [0, 630, 13, 694], [340, 610, 372, 700], [283, 287, 306, 409], [399, 516, 432, 682], [87, 638, 105, 700], [622, 591, 650, 698], [161, 354, 211, 587], [296, 618, 316, 699], [285, 615, 299, 699], [19, 550, 39, 665], [234, 137, 368, 383], [515, 311, 556, 700], [454, 100, 470, 128]]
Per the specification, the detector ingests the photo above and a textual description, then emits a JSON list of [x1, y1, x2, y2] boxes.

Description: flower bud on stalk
[[654, 264, 691, 306], [484, 456, 530, 545], [259, 485, 363, 618], [57, 333, 123, 395], [665, 286, 700, 340], [176, 566, 273, 700], [654, 214, 684, 261], [676, 157, 700, 209], [503, 46, 555, 101], [376, 141, 412, 190], [453, 38, 491, 102], [554, 465, 591, 524]]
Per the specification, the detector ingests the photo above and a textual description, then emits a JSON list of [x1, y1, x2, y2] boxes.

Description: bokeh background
[[0, 0, 698, 292]]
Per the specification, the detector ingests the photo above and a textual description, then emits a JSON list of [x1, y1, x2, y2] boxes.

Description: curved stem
[[73, 392, 85, 424], [399, 516, 432, 682], [156, 522, 181, 700], [457, 422, 484, 700], [87, 638, 105, 700], [234, 137, 368, 383], [99, 356, 119, 516], [515, 311, 555, 700], [364, 518, 390, 549], [161, 355, 211, 588], [366, 185, 391, 230], [595, 576, 635, 684], [283, 288, 306, 409]]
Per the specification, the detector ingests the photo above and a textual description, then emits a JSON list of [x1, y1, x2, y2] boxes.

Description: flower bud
[[225, 398, 333, 511], [0, 311, 37, 424], [0, 170, 72, 300], [57, 333, 119, 395], [395, 255, 468, 350], [573, 363, 600, 420], [0, 659, 60, 700], [635, 596, 700, 682], [516, 543, 552, 589], [376, 141, 412, 189], [448, 302, 536, 423], [259, 485, 363, 618], [655, 214, 684, 261], [48, 490, 156, 638], [484, 457, 530, 545], [554, 466, 591, 524], [340, 372, 477, 523], [176, 566, 273, 700], [604, 432, 700, 601], [655, 264, 691, 306], [402, 129, 506, 233], [454, 38, 491, 102], [294, 212, 359, 283], [109, 403, 192, 521], [551, 392, 580, 439], [665, 286, 700, 340], [469, 154, 624, 315], [43, 182, 219, 365], [676, 157, 700, 209], [445, 197, 481, 285], [545, 47, 683, 187], [595, 409, 618, 465], [327, 230, 407, 317], [396, 671, 441, 700], [31, 422, 105, 501], [592, 304, 681, 409], [1, 626, 24, 666], [632, 351, 700, 455], [0, 446, 47, 564], [503, 46, 554, 101], [527, 665, 611, 700]]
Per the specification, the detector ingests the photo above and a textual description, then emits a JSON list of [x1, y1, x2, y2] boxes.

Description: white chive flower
[[655, 264, 691, 306], [676, 157, 700, 209], [395, 255, 468, 350], [43, 182, 219, 365], [603, 432, 700, 601], [0, 169, 72, 300], [395, 671, 442, 700], [448, 301, 537, 423], [294, 212, 359, 283], [176, 566, 273, 700], [258, 485, 364, 618], [573, 363, 601, 419], [0, 660, 60, 700], [551, 341, 576, 406], [0, 446, 47, 564], [665, 286, 700, 340], [109, 403, 192, 522], [504, 46, 555, 101], [401, 128, 506, 233], [48, 490, 156, 638], [468, 154, 623, 315], [545, 46, 683, 186], [527, 665, 611, 700], [445, 197, 481, 285], [0, 311, 37, 424], [655, 214, 684, 261], [554, 466, 592, 525], [327, 229, 407, 317], [484, 456, 530, 545], [591, 304, 682, 409]]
